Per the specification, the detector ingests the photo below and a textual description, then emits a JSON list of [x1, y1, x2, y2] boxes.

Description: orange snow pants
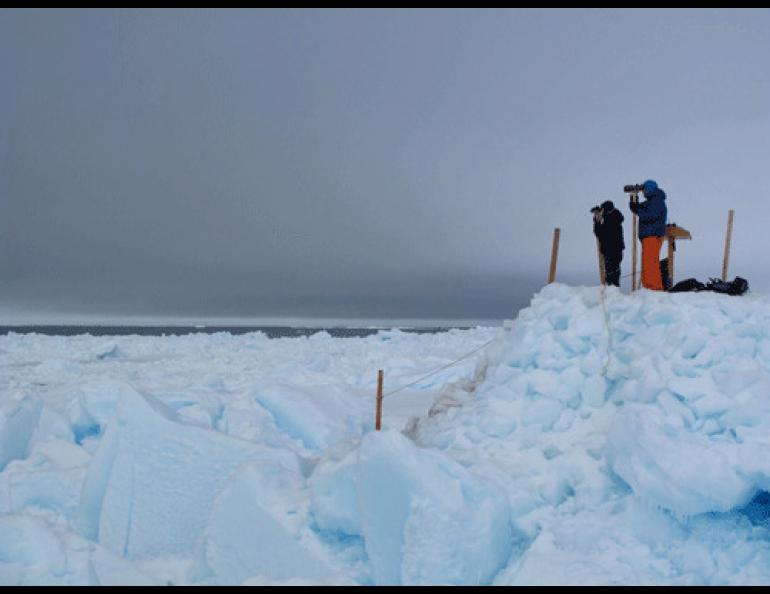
[[641, 236, 664, 291]]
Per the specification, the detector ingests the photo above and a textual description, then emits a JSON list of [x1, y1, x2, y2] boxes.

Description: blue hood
[[642, 179, 658, 198]]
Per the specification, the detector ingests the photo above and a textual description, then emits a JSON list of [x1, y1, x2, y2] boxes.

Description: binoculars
[[624, 184, 644, 193]]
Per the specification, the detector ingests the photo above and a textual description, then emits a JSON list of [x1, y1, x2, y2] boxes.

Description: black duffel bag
[[669, 278, 707, 293], [706, 276, 750, 296]]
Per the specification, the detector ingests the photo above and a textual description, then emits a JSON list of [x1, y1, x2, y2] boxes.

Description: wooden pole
[[375, 369, 383, 431], [667, 237, 675, 288], [596, 237, 606, 285], [631, 214, 638, 291], [631, 193, 638, 291], [722, 209, 735, 281], [548, 228, 560, 284]]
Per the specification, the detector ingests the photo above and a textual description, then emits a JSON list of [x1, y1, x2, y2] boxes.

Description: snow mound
[[6, 287, 770, 584], [78, 384, 300, 559], [310, 430, 513, 585], [0, 514, 157, 585], [0, 395, 42, 471], [252, 382, 367, 451], [191, 459, 342, 585], [412, 285, 770, 583]]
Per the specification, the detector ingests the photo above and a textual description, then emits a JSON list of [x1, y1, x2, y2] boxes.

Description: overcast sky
[[2, 8, 769, 323]]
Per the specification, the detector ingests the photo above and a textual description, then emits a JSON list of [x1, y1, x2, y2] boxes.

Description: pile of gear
[[669, 276, 750, 296]]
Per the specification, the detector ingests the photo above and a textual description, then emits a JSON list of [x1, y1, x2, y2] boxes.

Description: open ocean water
[[0, 326, 471, 338]]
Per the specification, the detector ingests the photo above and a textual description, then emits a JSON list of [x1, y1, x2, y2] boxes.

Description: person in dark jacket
[[593, 200, 625, 287], [629, 179, 667, 291]]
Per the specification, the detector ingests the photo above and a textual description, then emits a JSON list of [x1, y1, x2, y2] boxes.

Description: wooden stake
[[375, 369, 383, 431], [667, 237, 675, 288], [631, 203, 638, 291], [722, 209, 735, 281], [548, 228, 560, 284], [596, 237, 606, 285]]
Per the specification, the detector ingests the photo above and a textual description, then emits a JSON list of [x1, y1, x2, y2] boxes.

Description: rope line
[[383, 276, 616, 401], [382, 337, 497, 399], [602, 265, 635, 281], [598, 283, 613, 377], [379, 267, 625, 403], [379, 253, 636, 402]]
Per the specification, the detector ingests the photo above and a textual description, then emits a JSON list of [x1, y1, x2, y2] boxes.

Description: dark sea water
[[0, 326, 472, 338]]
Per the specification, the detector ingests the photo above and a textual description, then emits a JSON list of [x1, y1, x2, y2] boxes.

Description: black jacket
[[594, 207, 625, 254]]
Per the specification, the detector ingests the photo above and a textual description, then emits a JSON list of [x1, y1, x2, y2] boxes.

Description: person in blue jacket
[[629, 179, 667, 290]]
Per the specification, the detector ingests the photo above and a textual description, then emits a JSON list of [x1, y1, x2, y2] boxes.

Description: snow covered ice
[[4, 286, 770, 584]]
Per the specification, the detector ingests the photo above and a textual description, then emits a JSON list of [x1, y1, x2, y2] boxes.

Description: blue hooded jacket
[[629, 180, 667, 239]]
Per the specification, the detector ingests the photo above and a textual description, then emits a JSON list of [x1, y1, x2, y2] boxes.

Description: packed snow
[[3, 285, 770, 585]]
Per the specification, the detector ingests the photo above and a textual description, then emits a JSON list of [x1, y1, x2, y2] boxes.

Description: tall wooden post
[[722, 209, 735, 281], [548, 228, 560, 284], [596, 238, 606, 285], [631, 192, 638, 291], [631, 214, 638, 291], [375, 369, 383, 431]]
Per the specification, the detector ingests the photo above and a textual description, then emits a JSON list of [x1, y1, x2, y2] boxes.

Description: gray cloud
[[2, 9, 769, 322]]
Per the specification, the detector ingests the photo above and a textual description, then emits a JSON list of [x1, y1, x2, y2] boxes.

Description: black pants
[[603, 251, 622, 287]]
